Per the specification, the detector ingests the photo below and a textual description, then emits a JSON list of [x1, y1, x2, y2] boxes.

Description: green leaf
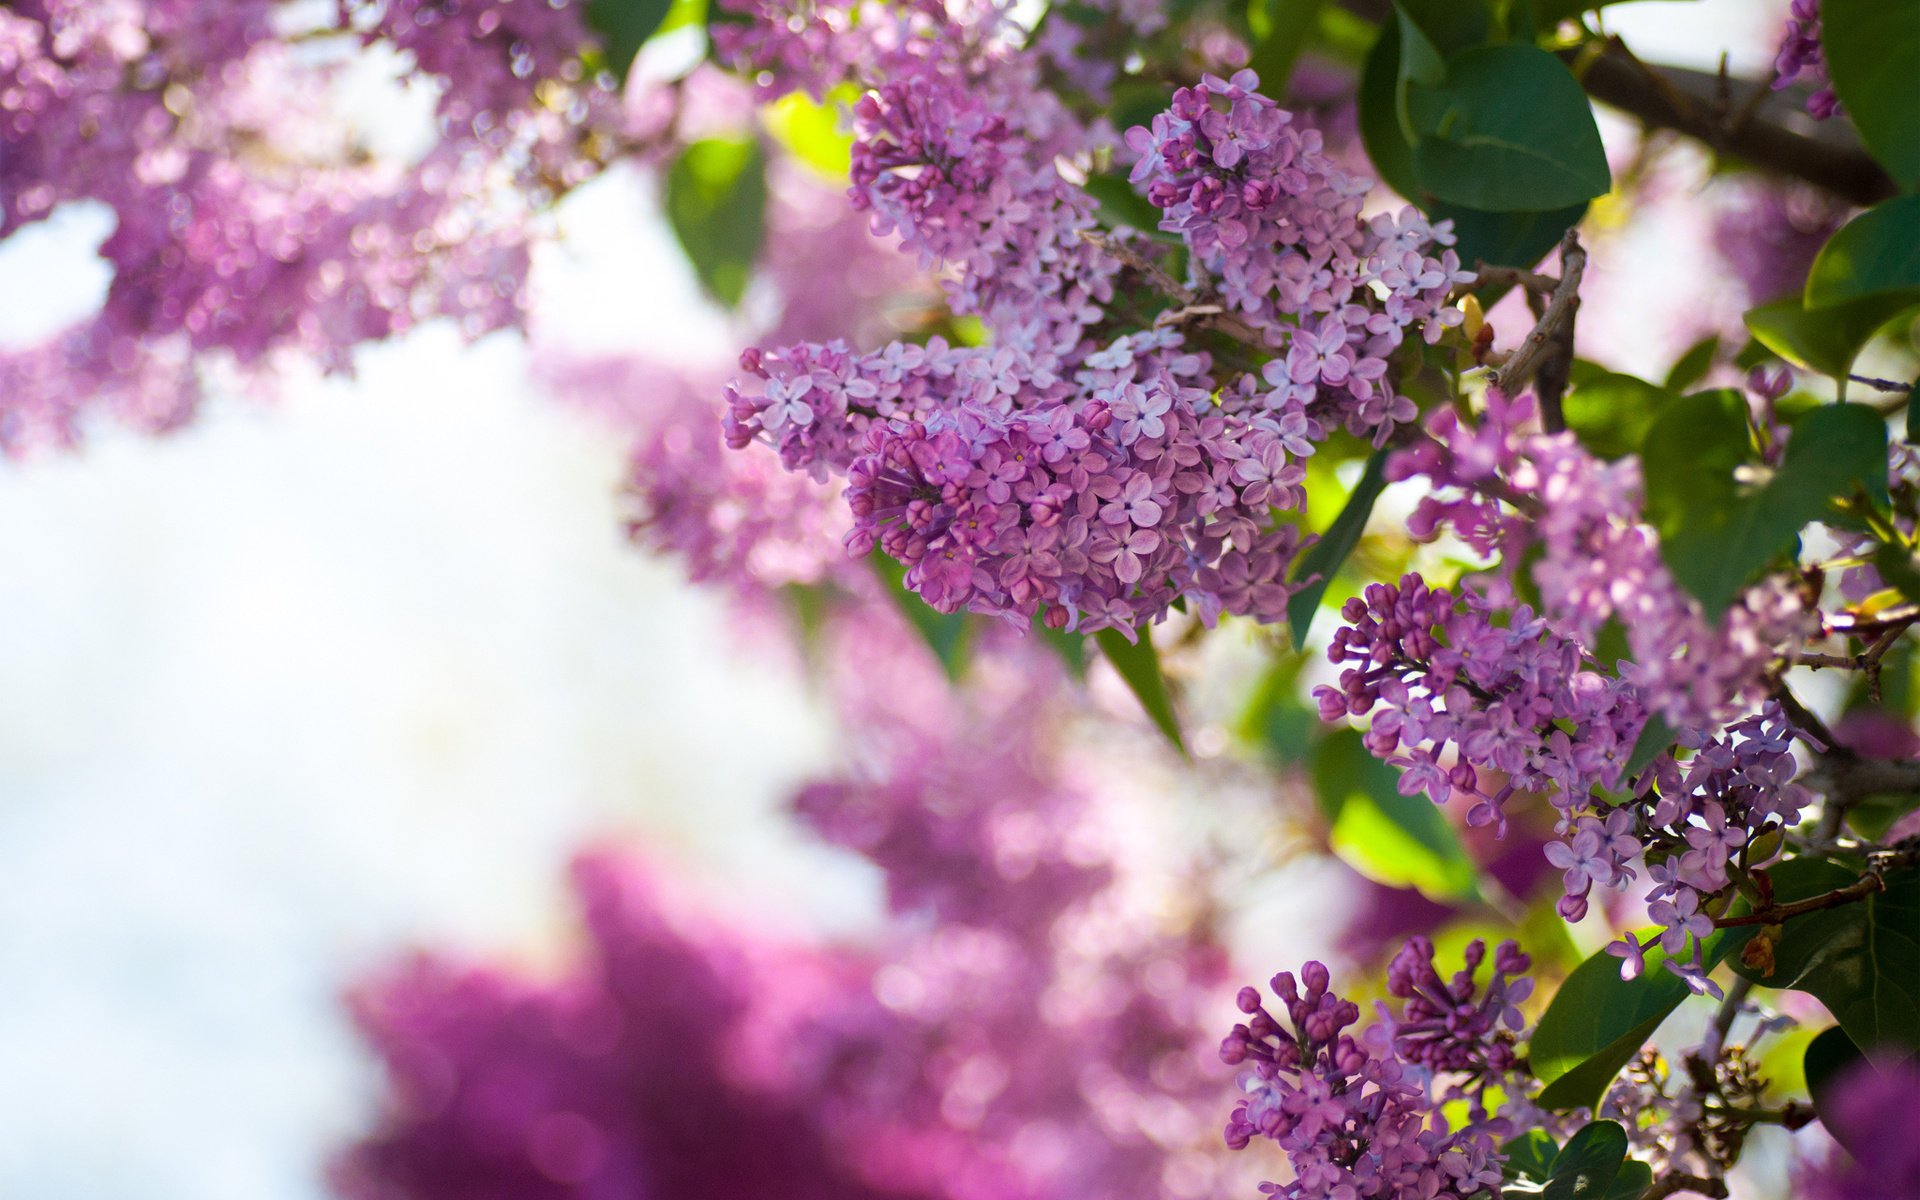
[[1908, 373, 1920, 442], [1358, 21, 1423, 199], [1622, 714, 1676, 783], [1647, 399, 1888, 615], [1312, 726, 1480, 902], [1744, 293, 1917, 381], [1502, 1130, 1560, 1185], [1728, 860, 1920, 1053], [665, 137, 768, 308], [763, 87, 855, 180], [1603, 1160, 1653, 1200], [1246, 0, 1326, 96], [1808, 196, 1920, 311], [1081, 171, 1167, 237], [1287, 450, 1391, 646], [1033, 612, 1088, 680], [1406, 43, 1612, 212], [1562, 366, 1672, 460], [1665, 335, 1720, 393], [1437, 200, 1588, 274], [587, 0, 675, 84], [1095, 627, 1186, 753], [869, 550, 970, 682], [1821, 0, 1920, 189], [1804, 1025, 1868, 1152], [1532, 932, 1729, 1110], [1542, 1121, 1627, 1200]]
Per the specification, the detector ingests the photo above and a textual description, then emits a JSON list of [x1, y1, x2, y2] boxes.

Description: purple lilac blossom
[[1773, 0, 1839, 120], [1219, 951, 1517, 1199]]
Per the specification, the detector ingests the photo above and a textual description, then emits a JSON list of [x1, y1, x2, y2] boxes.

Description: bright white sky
[[0, 4, 1790, 1198]]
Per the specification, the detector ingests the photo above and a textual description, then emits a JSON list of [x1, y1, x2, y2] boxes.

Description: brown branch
[[1076, 229, 1268, 348], [1643, 1173, 1729, 1200], [1572, 41, 1897, 206], [1713, 871, 1887, 928], [1489, 229, 1585, 430], [1469, 264, 1560, 295]]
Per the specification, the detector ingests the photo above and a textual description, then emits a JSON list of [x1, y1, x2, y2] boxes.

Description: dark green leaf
[[665, 137, 768, 308], [1533, 932, 1729, 1110], [1821, 0, 1920, 189], [1246, 0, 1326, 96], [1804, 1025, 1871, 1156], [1288, 449, 1390, 646], [587, 0, 675, 84], [1562, 366, 1672, 460], [1082, 171, 1166, 237], [1744, 293, 1917, 381], [1665, 335, 1720, 392], [1437, 201, 1588, 274], [1603, 1160, 1653, 1200], [1033, 613, 1088, 680], [1728, 860, 1920, 1053], [1095, 627, 1186, 753], [1542, 1121, 1627, 1200], [1807, 195, 1920, 310], [870, 550, 970, 681], [1358, 21, 1423, 199], [1406, 43, 1611, 212], [1908, 373, 1920, 442], [1622, 715, 1676, 784], [1312, 726, 1480, 901], [1502, 1130, 1560, 1185], [1648, 400, 1888, 615]]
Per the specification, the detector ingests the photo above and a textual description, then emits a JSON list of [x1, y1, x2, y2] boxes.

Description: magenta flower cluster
[[1125, 71, 1470, 446], [1219, 951, 1513, 1200], [1314, 573, 1648, 838]]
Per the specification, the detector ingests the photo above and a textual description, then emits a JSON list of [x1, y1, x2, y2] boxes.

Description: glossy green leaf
[[1821, 0, 1920, 189], [870, 550, 970, 682], [1665, 335, 1720, 393], [587, 0, 675, 84], [1358, 22, 1423, 200], [1745, 293, 1917, 381], [1095, 627, 1186, 754], [1647, 400, 1887, 615], [1406, 43, 1611, 212], [1437, 201, 1588, 274], [1562, 365, 1671, 460], [1542, 1121, 1627, 1200], [1604, 1160, 1653, 1200], [1533, 932, 1728, 1110], [1728, 860, 1920, 1053], [1246, 0, 1325, 96], [1313, 726, 1480, 902], [1808, 196, 1920, 311], [665, 137, 768, 308], [1502, 1130, 1560, 1185], [1287, 450, 1390, 646]]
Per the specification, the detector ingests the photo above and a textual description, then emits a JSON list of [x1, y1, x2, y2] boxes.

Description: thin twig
[[1489, 230, 1586, 430], [1469, 264, 1561, 294], [1076, 229, 1267, 348], [1851, 373, 1915, 394], [1713, 871, 1887, 929], [1643, 1173, 1729, 1200]]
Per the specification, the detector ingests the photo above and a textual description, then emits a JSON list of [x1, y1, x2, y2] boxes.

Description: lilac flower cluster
[[0, 0, 626, 454], [1125, 71, 1470, 446], [1313, 573, 1649, 838], [1219, 953, 1509, 1200], [1385, 936, 1532, 1103], [1773, 0, 1839, 120], [1389, 389, 1806, 732], [727, 331, 1318, 632], [1605, 704, 1813, 991]]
